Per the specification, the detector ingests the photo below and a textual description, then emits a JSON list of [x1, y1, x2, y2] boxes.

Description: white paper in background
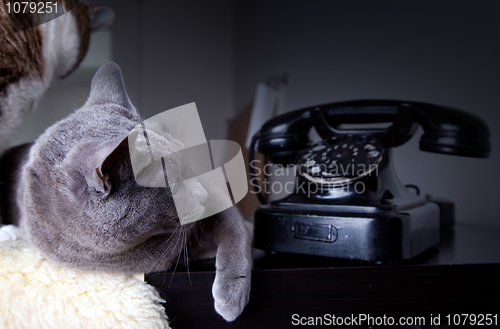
[[245, 83, 278, 149]]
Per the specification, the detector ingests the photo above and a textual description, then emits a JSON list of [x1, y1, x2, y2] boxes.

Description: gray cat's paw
[[212, 269, 251, 321]]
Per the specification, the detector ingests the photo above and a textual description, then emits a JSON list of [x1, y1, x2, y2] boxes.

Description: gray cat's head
[[19, 63, 210, 272]]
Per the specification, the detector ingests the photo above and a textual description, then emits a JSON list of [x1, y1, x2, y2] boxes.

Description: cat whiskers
[[192, 222, 202, 247], [145, 225, 192, 288], [182, 230, 192, 285], [146, 226, 182, 276], [182, 229, 192, 286], [167, 226, 188, 288]]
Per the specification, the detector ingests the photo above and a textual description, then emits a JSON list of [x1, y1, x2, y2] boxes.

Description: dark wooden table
[[146, 223, 500, 328]]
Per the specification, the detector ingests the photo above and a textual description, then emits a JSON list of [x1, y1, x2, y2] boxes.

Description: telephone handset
[[250, 100, 491, 262]]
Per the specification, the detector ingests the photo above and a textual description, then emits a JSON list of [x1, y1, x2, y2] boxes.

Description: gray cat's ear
[[89, 6, 115, 31], [85, 137, 128, 193], [87, 62, 134, 110]]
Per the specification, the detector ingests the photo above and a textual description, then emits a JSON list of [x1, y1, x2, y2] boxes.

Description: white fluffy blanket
[[0, 225, 170, 329]]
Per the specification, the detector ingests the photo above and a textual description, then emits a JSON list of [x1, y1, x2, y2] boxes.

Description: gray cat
[[0, 62, 251, 322]]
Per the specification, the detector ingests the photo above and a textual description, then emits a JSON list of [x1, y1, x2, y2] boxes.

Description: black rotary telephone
[[249, 100, 491, 262]]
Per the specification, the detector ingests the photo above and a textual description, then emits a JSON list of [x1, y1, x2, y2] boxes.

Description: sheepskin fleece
[[0, 236, 170, 329]]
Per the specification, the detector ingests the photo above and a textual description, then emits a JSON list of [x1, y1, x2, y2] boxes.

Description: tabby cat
[[0, 0, 114, 154], [0, 62, 252, 322]]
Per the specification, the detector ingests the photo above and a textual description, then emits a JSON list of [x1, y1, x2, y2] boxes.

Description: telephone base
[[253, 202, 440, 262]]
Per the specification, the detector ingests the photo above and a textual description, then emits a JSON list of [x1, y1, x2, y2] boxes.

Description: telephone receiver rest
[[254, 100, 491, 165]]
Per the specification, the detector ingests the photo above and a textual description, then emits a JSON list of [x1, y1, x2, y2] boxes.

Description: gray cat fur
[[1, 62, 251, 321]]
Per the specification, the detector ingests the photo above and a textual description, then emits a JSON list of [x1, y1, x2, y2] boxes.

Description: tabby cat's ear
[[85, 137, 128, 194], [89, 7, 115, 31], [86, 62, 134, 110]]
